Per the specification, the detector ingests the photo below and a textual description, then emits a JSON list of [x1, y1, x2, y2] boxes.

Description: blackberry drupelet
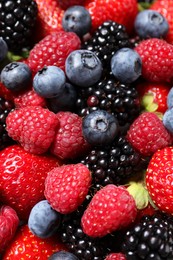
[[83, 20, 131, 69], [0, 0, 38, 52], [122, 213, 173, 259]]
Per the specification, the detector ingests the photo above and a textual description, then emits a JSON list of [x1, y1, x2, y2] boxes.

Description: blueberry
[[134, 10, 169, 39], [65, 50, 103, 87], [1, 62, 32, 91], [49, 251, 79, 260], [163, 108, 173, 134], [62, 5, 91, 37], [111, 48, 142, 84], [33, 66, 66, 98], [82, 110, 119, 146], [167, 87, 173, 109], [0, 38, 8, 61], [28, 200, 61, 239]]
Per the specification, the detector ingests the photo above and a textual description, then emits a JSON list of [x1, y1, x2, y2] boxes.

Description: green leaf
[[138, 2, 153, 12]]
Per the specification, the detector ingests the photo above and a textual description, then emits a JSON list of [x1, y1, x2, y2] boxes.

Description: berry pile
[[1, 0, 173, 259]]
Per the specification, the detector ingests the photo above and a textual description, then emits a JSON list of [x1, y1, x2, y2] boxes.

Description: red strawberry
[[58, 0, 86, 10], [0, 205, 19, 253], [126, 112, 172, 156], [51, 111, 90, 160], [81, 184, 137, 237], [105, 253, 127, 260], [2, 225, 66, 259], [146, 146, 173, 215], [135, 38, 173, 83], [27, 31, 81, 73], [0, 145, 61, 220], [84, 0, 138, 34], [44, 163, 91, 214], [6, 106, 59, 154]]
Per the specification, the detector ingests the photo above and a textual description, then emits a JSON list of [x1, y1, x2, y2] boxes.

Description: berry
[[62, 5, 91, 37], [0, 81, 15, 101], [1, 62, 32, 92], [134, 10, 169, 39], [33, 66, 66, 98], [51, 111, 90, 160], [6, 106, 59, 154], [28, 200, 62, 238], [49, 251, 79, 260], [0, 0, 38, 52], [105, 253, 127, 260], [135, 38, 173, 83], [81, 184, 137, 237], [58, 0, 86, 10], [167, 86, 173, 109], [126, 112, 172, 156], [163, 107, 173, 133], [82, 110, 119, 146], [111, 48, 142, 84], [0, 145, 61, 220], [27, 31, 81, 73], [65, 49, 103, 87], [0, 38, 8, 61]]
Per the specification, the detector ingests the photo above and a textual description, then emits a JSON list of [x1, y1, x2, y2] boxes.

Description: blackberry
[[0, 0, 38, 52], [122, 213, 173, 259], [75, 76, 140, 128], [83, 20, 131, 69]]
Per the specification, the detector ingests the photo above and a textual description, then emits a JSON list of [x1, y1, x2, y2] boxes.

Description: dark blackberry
[[83, 20, 131, 69], [0, 0, 38, 52], [75, 76, 140, 128], [122, 213, 173, 259]]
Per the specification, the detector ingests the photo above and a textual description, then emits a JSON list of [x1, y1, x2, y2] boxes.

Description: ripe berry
[[0, 38, 8, 61], [49, 251, 79, 260]]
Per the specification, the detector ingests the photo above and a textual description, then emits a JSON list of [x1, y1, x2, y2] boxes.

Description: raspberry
[[51, 111, 90, 160], [6, 106, 59, 154], [44, 163, 92, 214], [105, 253, 127, 260]]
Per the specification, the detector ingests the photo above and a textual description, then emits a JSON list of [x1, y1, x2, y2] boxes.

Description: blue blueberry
[[163, 108, 173, 134], [111, 48, 142, 84], [49, 251, 79, 260], [28, 200, 61, 239], [1, 62, 32, 91], [65, 49, 103, 87], [33, 66, 66, 98], [0, 38, 8, 61], [167, 87, 173, 109], [134, 10, 169, 39], [62, 5, 91, 37], [82, 110, 119, 146]]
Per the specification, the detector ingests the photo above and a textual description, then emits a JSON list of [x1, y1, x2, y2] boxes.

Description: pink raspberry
[[105, 253, 127, 260]]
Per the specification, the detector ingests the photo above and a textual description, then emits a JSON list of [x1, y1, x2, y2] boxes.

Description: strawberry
[[81, 184, 137, 237], [0, 145, 61, 220], [2, 225, 66, 259], [146, 146, 173, 215], [58, 0, 86, 10], [84, 0, 138, 34], [6, 106, 59, 154], [0, 205, 19, 253], [44, 163, 92, 214], [126, 112, 172, 156], [105, 253, 127, 260], [135, 38, 173, 83]]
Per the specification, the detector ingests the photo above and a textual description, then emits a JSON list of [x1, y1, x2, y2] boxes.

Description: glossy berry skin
[[44, 163, 91, 214], [81, 184, 137, 237], [1, 62, 32, 92], [49, 251, 79, 260], [0, 38, 8, 61], [163, 107, 173, 133], [62, 5, 91, 37], [28, 200, 61, 239], [82, 110, 119, 146], [167, 86, 173, 109], [65, 49, 103, 87], [111, 48, 142, 84], [33, 66, 66, 98], [134, 10, 169, 39], [105, 253, 127, 260]]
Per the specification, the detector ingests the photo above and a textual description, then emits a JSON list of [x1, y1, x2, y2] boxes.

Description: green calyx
[[141, 93, 158, 112], [138, 2, 153, 12]]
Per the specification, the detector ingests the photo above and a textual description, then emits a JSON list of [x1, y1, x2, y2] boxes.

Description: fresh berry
[[0, 205, 19, 253], [0, 38, 8, 62], [33, 66, 66, 98], [49, 251, 79, 260], [27, 31, 81, 73], [134, 10, 169, 39], [135, 38, 173, 83], [81, 184, 137, 237], [1, 62, 32, 92], [146, 146, 173, 215], [28, 200, 62, 238], [65, 49, 103, 87], [0, 145, 61, 220], [2, 225, 66, 259], [111, 48, 142, 84], [6, 106, 59, 154], [105, 253, 127, 260], [62, 5, 91, 37], [0, 82, 15, 101], [44, 163, 91, 214], [126, 112, 172, 156], [82, 110, 119, 146], [51, 111, 90, 160], [163, 107, 173, 133], [58, 0, 86, 10], [167, 86, 173, 109], [0, 0, 38, 52]]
